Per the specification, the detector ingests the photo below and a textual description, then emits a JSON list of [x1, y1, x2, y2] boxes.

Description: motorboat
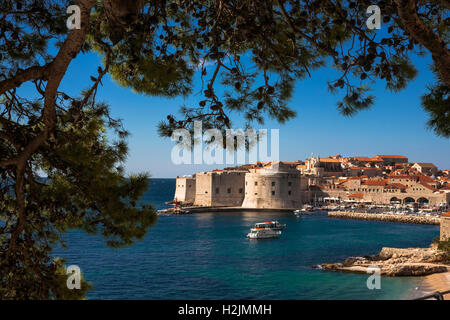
[[294, 205, 315, 215], [252, 221, 286, 231], [247, 228, 282, 239]]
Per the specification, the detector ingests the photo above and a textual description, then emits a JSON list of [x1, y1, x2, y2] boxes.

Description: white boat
[[252, 221, 286, 231], [247, 228, 282, 239], [294, 207, 313, 215]]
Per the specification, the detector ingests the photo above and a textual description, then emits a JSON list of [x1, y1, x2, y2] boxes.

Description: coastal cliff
[[320, 245, 449, 276], [328, 211, 440, 225]]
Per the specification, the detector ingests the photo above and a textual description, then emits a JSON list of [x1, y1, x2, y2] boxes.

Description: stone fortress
[[174, 154, 450, 210]]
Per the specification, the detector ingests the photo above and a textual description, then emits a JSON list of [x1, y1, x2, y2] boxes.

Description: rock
[[319, 245, 450, 277]]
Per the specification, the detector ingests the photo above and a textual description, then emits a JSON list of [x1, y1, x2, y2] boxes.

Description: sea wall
[[441, 216, 450, 241], [328, 211, 440, 225]]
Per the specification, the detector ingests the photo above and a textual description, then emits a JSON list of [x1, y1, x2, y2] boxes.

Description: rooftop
[[319, 158, 341, 163], [413, 163, 437, 167], [376, 155, 408, 159], [353, 156, 372, 161]]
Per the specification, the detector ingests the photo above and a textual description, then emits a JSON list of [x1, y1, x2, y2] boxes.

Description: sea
[[54, 178, 440, 300]]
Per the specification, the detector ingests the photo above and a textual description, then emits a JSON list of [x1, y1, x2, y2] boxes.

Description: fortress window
[[216, 188, 219, 194], [255, 182, 258, 186], [272, 182, 276, 186], [239, 188, 243, 193], [272, 191, 275, 195], [254, 193, 258, 195], [288, 190, 291, 195], [288, 182, 292, 186], [227, 188, 231, 194]]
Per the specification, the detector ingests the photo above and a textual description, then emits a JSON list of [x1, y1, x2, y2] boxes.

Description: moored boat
[[252, 221, 286, 231], [247, 228, 282, 239]]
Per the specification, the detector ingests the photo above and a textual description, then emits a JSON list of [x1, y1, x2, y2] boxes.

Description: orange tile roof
[[319, 158, 341, 163], [419, 182, 437, 191], [413, 163, 436, 167], [376, 155, 408, 159], [385, 183, 407, 190], [348, 193, 364, 198], [353, 157, 372, 161], [442, 211, 450, 217], [419, 176, 435, 183]]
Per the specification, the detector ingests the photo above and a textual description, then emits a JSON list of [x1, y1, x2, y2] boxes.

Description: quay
[[185, 206, 301, 213], [328, 211, 440, 225]]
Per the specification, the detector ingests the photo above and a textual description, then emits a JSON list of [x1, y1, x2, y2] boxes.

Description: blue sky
[[50, 49, 450, 178]]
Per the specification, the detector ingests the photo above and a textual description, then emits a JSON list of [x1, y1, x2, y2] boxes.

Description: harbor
[[55, 187, 441, 300], [49, 179, 449, 300]]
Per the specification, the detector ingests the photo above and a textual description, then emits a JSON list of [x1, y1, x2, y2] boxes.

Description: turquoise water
[[54, 179, 439, 299]]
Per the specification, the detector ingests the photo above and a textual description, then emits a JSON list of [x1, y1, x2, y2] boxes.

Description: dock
[[328, 211, 440, 225], [182, 206, 304, 213]]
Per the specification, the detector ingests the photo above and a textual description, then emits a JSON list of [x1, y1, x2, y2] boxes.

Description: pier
[[328, 211, 440, 225]]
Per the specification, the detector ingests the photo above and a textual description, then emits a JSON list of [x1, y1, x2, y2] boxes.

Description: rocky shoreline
[[328, 211, 440, 225], [319, 245, 449, 277]]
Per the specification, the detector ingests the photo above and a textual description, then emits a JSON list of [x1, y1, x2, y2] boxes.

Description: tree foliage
[[0, 0, 449, 299]]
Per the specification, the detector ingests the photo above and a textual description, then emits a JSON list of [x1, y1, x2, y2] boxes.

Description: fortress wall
[[194, 171, 246, 206], [242, 171, 303, 209], [194, 172, 213, 206], [210, 171, 246, 206], [174, 177, 196, 203]]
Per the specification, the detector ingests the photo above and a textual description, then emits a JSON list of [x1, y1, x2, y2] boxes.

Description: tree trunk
[[395, 0, 450, 86]]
